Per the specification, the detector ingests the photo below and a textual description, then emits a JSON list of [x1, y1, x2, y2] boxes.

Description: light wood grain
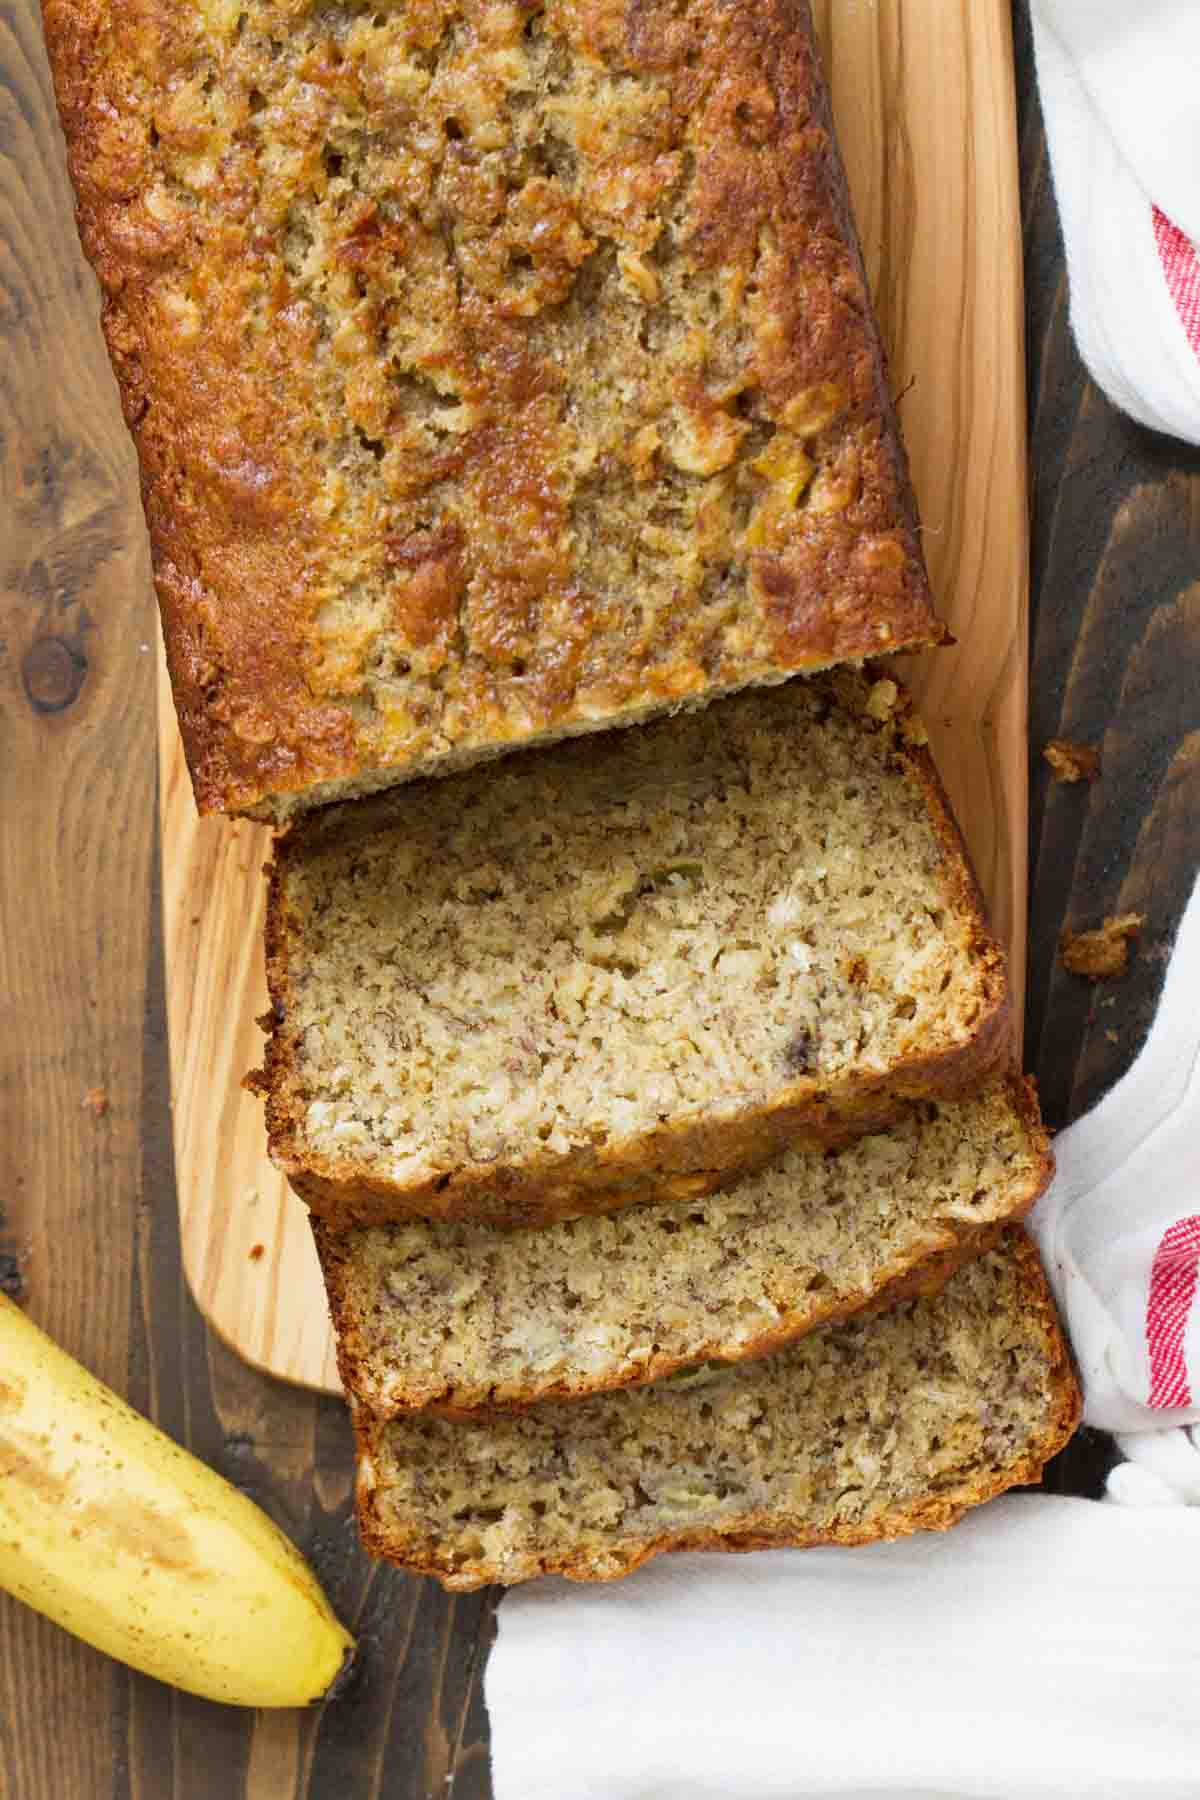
[[161, 0, 1029, 1394], [815, 0, 1031, 990], [158, 685, 340, 1390]]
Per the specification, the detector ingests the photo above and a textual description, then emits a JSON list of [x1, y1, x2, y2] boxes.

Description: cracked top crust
[[43, 0, 945, 818]]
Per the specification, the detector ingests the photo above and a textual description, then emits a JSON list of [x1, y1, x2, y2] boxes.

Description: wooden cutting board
[[161, 0, 1029, 1394]]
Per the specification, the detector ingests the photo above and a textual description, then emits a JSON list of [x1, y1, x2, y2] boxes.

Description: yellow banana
[[0, 1293, 354, 1707]]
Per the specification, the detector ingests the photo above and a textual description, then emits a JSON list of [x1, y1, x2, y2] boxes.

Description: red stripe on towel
[[1153, 206, 1200, 360], [1146, 1215, 1200, 1409]]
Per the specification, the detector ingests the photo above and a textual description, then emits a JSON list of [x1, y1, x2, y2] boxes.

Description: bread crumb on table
[[1044, 739, 1101, 783], [1059, 913, 1145, 980], [248, 1243, 266, 1262], [82, 1086, 109, 1118]]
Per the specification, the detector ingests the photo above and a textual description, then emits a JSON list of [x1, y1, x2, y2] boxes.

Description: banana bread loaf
[[254, 670, 1009, 1228], [43, 0, 945, 820], [353, 1233, 1080, 1589], [316, 1077, 1051, 1414]]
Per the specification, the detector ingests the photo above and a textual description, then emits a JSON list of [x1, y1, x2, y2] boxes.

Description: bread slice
[[353, 1233, 1080, 1589], [316, 1078, 1051, 1415], [43, 0, 945, 821], [254, 670, 1009, 1229]]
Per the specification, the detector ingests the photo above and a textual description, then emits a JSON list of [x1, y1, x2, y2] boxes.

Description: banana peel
[[0, 1293, 354, 1707]]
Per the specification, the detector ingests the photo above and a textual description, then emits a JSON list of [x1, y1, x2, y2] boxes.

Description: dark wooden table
[[2, 3, 1197, 1793]]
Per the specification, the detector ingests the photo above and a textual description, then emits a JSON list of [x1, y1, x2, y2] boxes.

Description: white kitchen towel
[[487, 1495, 1200, 1800], [1031, 1, 1200, 442], [1108, 1425, 1200, 1507], [1031, 874, 1200, 1438]]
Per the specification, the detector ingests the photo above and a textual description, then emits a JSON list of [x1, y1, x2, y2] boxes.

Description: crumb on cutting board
[[1044, 739, 1101, 783], [249, 1243, 266, 1262], [1059, 913, 1145, 980], [82, 1086, 109, 1118]]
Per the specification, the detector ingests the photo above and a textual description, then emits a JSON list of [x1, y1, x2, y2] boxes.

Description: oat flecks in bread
[[258, 670, 1010, 1228], [353, 1234, 1081, 1590], [316, 1078, 1052, 1415], [42, 0, 945, 820]]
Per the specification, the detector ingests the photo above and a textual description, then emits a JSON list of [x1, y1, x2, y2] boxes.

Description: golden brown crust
[[352, 1233, 1082, 1589], [42, 0, 944, 819], [255, 668, 1012, 1229], [313, 1073, 1053, 1416]]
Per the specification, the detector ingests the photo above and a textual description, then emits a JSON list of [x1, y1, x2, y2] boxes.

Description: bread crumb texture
[[355, 1236, 1079, 1587], [319, 1080, 1050, 1413], [262, 671, 1007, 1223], [44, 0, 941, 816], [1059, 912, 1144, 980], [1043, 739, 1101, 784]]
